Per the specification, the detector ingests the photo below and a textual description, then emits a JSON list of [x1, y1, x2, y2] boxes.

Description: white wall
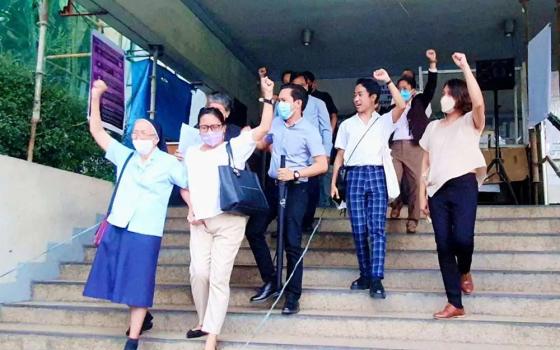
[[0, 156, 112, 300]]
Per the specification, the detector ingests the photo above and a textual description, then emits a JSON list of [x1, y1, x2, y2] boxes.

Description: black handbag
[[336, 116, 381, 201], [219, 142, 269, 216]]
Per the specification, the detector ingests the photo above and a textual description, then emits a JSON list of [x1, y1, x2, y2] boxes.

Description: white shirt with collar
[[184, 130, 257, 220], [335, 111, 397, 166]]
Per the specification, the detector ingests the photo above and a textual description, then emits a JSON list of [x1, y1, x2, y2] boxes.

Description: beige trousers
[[391, 140, 423, 221], [189, 213, 247, 335]]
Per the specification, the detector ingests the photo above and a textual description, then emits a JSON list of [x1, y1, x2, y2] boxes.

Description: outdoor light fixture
[[301, 28, 313, 46], [504, 19, 515, 37]]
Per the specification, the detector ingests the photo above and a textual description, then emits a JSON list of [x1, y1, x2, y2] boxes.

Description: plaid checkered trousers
[[346, 165, 388, 279]]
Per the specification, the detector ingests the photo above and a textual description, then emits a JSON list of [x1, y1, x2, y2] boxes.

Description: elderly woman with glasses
[[82, 80, 188, 350]]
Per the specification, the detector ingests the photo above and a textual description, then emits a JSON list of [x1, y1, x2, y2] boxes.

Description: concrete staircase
[[1, 206, 560, 349]]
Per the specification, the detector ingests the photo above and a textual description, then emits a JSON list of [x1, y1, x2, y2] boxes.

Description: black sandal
[[186, 328, 208, 339], [126, 311, 154, 336]]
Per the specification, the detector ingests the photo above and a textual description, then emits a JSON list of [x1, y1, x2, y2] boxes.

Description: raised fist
[[452, 52, 469, 70], [91, 79, 107, 98], [373, 69, 391, 83], [260, 76, 274, 99], [426, 49, 437, 63]]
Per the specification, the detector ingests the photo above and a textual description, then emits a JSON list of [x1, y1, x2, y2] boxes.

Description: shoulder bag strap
[[107, 152, 134, 214], [344, 116, 382, 166], [225, 142, 235, 169]]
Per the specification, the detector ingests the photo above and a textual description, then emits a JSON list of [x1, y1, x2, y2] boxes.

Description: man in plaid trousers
[[331, 69, 406, 298]]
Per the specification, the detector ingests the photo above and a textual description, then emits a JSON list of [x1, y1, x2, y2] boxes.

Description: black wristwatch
[[293, 170, 301, 181], [259, 97, 274, 105]]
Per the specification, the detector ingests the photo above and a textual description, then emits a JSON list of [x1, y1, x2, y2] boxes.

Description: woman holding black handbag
[[331, 69, 406, 299], [83, 80, 188, 350], [181, 75, 274, 350]]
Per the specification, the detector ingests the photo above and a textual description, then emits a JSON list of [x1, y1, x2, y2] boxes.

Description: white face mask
[[440, 95, 456, 114], [133, 139, 155, 156]]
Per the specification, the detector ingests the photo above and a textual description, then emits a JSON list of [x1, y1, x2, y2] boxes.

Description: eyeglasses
[[199, 124, 223, 133]]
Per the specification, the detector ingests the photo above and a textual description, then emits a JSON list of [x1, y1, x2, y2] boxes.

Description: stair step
[[82, 246, 560, 271], [165, 217, 560, 234], [167, 205, 560, 220], [59, 263, 560, 293], [1, 302, 558, 347], [0, 322, 545, 350], [157, 231, 560, 252], [31, 280, 560, 318]]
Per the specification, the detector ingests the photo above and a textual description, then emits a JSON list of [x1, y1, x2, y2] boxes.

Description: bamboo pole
[[45, 52, 91, 59], [26, 0, 49, 162]]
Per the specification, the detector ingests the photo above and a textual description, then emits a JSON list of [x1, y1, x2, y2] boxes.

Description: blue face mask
[[400, 89, 412, 102], [276, 101, 293, 120]]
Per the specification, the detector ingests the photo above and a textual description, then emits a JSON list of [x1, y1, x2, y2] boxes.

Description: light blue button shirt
[[105, 139, 188, 237], [266, 117, 326, 181], [303, 95, 333, 155]]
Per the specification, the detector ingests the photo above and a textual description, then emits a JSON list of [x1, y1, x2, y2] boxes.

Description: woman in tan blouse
[[419, 52, 487, 319]]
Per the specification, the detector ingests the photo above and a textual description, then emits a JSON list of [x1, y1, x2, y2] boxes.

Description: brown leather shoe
[[406, 220, 417, 234], [433, 303, 465, 319], [461, 273, 474, 295]]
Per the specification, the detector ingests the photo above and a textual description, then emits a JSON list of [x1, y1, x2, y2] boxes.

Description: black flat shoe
[[250, 281, 279, 303], [186, 328, 208, 339], [350, 276, 370, 290], [369, 279, 386, 299], [123, 338, 139, 350], [281, 300, 300, 315], [126, 311, 153, 336]]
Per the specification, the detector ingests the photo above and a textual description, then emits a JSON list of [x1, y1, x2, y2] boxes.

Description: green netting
[[0, 0, 97, 99], [0, 0, 114, 180]]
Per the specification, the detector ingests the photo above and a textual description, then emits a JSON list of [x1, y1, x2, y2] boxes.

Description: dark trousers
[[245, 179, 309, 301], [302, 176, 320, 229], [428, 173, 478, 309]]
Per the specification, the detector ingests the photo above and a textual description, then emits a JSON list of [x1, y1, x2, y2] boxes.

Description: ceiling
[[186, 0, 557, 80]]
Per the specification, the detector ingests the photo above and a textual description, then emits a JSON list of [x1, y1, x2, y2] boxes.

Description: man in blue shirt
[[290, 72, 332, 233], [245, 83, 328, 314]]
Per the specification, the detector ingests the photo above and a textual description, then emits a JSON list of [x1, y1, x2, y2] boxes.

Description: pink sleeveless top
[[419, 112, 487, 197]]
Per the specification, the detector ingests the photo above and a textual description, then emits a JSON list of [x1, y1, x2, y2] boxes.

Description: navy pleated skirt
[[83, 224, 162, 307]]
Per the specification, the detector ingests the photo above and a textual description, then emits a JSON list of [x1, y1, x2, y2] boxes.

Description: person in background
[[331, 69, 406, 299], [304, 70, 340, 207], [282, 70, 293, 85], [291, 72, 332, 232], [303, 71, 339, 131], [419, 53, 486, 319], [83, 80, 188, 350], [402, 67, 433, 118], [245, 83, 328, 314], [390, 49, 438, 234], [175, 91, 241, 161], [182, 75, 275, 350]]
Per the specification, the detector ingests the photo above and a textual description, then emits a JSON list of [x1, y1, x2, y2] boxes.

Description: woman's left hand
[[188, 209, 205, 226]]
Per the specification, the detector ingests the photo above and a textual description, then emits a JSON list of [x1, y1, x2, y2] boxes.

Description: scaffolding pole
[[27, 0, 49, 162], [148, 46, 161, 120]]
